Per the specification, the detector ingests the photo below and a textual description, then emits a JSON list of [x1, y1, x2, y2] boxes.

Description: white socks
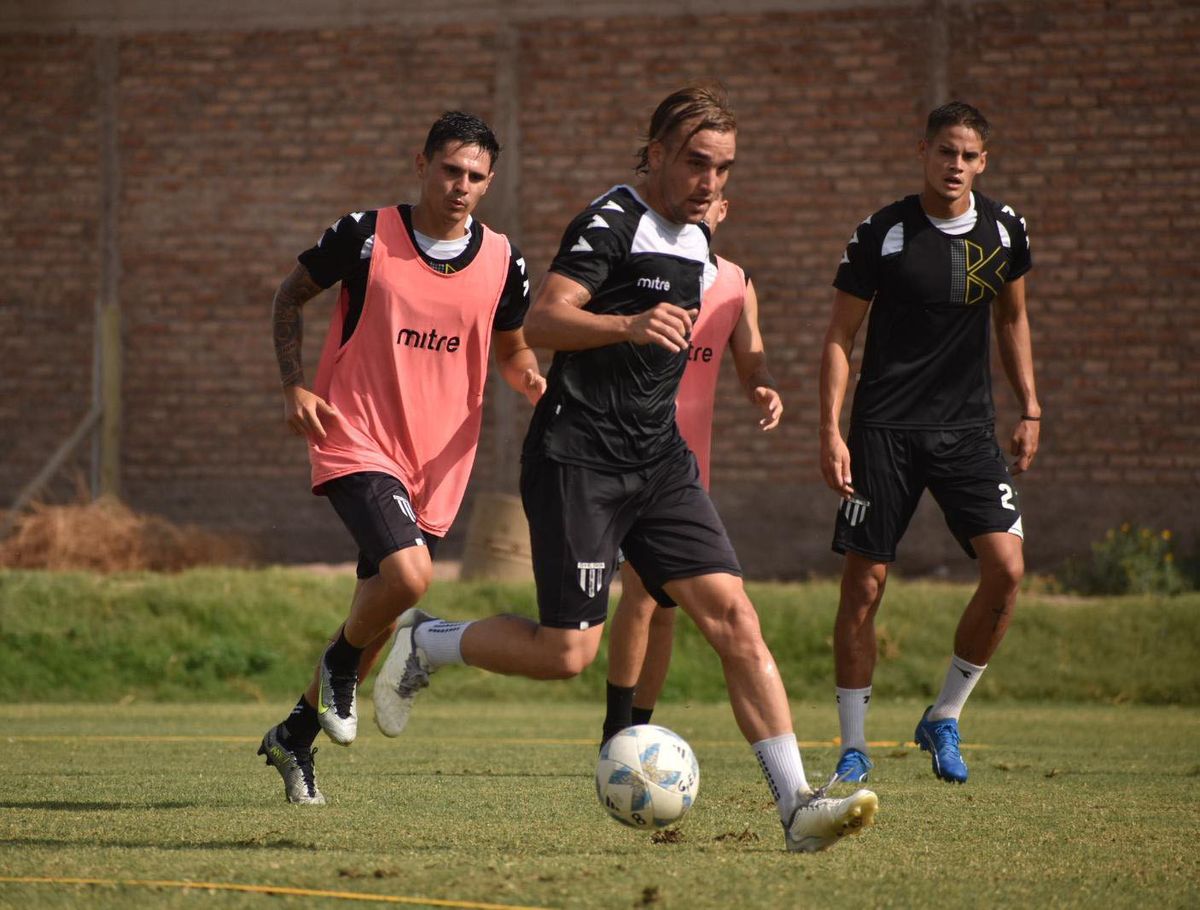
[[413, 619, 471, 668], [929, 654, 987, 721], [753, 733, 811, 823], [836, 686, 872, 754]]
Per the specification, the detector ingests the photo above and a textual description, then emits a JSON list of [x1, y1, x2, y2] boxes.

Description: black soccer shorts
[[831, 424, 1023, 563], [520, 451, 742, 629], [321, 471, 440, 579]]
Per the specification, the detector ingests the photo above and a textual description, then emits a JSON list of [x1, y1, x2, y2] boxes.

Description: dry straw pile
[[0, 496, 247, 572]]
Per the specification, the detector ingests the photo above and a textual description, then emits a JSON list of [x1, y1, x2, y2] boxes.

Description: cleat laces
[[810, 770, 843, 800], [328, 673, 357, 719], [395, 650, 430, 698], [937, 720, 961, 749], [294, 744, 319, 796]]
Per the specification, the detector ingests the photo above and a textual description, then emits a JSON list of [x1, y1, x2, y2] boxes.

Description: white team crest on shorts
[[577, 562, 606, 598], [841, 495, 870, 527]]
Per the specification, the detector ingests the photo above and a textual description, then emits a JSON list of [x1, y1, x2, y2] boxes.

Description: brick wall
[[1, 34, 100, 503], [3, 0, 1198, 575]]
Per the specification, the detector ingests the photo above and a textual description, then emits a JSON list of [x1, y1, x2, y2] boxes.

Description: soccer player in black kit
[[374, 85, 878, 853], [819, 102, 1040, 785]]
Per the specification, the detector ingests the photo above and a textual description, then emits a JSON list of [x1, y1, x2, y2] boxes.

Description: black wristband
[[1021, 414, 1041, 421]]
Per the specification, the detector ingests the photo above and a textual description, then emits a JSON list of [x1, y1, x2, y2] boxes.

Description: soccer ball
[[595, 724, 699, 829]]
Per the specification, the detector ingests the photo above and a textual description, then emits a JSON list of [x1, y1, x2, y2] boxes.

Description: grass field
[[1, 700, 1197, 909], [2, 570, 1198, 907]]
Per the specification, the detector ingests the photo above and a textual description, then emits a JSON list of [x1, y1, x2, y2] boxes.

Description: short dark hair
[[422, 111, 501, 169], [925, 101, 991, 143], [634, 83, 737, 175]]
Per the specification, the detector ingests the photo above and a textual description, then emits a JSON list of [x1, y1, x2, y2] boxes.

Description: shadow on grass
[[366, 770, 586, 779], [0, 837, 319, 851], [0, 800, 197, 811]]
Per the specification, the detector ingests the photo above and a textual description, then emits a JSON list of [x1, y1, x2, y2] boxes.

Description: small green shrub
[[1057, 523, 1190, 596]]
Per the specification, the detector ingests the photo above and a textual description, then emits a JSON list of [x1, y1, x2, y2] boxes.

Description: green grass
[[2, 571, 1197, 905], [1, 569, 1198, 705], [0, 701, 1196, 909]]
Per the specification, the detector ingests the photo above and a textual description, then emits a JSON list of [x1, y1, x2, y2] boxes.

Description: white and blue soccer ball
[[595, 724, 699, 829]]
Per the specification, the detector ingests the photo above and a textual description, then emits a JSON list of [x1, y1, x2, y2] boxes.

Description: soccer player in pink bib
[[258, 112, 544, 805], [599, 192, 784, 744]]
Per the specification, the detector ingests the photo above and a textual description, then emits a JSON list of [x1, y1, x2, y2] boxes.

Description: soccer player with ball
[[599, 189, 783, 746], [819, 102, 1039, 785], [375, 84, 878, 853]]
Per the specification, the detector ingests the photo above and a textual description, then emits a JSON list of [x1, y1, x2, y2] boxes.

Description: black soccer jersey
[[522, 185, 711, 471], [834, 192, 1031, 429], [297, 205, 530, 345]]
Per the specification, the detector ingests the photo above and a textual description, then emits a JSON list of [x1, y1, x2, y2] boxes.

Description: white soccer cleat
[[784, 783, 879, 853], [257, 724, 326, 806], [372, 608, 435, 737], [316, 645, 358, 746]]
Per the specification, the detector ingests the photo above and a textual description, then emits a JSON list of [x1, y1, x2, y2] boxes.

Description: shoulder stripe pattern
[[630, 211, 708, 264], [517, 255, 529, 296], [881, 223, 905, 257]]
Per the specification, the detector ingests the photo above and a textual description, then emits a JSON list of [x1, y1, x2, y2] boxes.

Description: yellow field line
[[0, 875, 556, 909], [6, 735, 256, 744], [3, 734, 986, 749]]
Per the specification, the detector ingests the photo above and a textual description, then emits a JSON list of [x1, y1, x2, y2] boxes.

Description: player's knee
[[983, 551, 1024, 592], [377, 555, 433, 603], [649, 607, 676, 633], [616, 592, 659, 624], [840, 563, 887, 615], [696, 596, 763, 660], [539, 633, 601, 679], [542, 649, 591, 680]]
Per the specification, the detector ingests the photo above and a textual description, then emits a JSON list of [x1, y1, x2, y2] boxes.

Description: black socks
[[631, 706, 654, 726], [324, 629, 364, 677], [601, 682, 636, 745], [280, 696, 320, 748]]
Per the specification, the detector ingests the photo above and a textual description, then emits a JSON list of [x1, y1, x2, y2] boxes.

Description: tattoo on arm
[[271, 267, 324, 387]]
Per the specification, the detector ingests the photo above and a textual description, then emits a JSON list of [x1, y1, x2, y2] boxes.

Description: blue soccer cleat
[[835, 748, 874, 783], [914, 706, 968, 783]]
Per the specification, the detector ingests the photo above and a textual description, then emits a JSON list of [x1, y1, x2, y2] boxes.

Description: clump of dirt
[[0, 496, 249, 572], [714, 827, 760, 843]]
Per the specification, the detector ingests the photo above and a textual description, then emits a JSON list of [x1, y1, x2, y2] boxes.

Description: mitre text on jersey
[[396, 327, 461, 352]]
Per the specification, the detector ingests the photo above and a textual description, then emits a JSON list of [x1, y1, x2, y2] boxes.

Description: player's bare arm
[[524, 272, 697, 353], [493, 327, 546, 406], [819, 290, 871, 497], [271, 262, 339, 439], [728, 278, 782, 430], [993, 275, 1040, 474]]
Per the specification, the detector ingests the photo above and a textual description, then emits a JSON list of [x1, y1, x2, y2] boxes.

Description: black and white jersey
[[834, 192, 1032, 429], [297, 204, 530, 345], [523, 185, 710, 471]]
